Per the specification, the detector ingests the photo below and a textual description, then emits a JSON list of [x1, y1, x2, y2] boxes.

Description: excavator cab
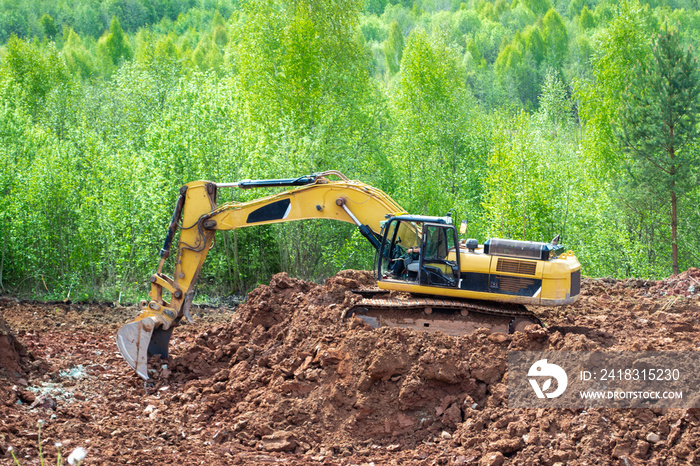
[[378, 216, 460, 289]]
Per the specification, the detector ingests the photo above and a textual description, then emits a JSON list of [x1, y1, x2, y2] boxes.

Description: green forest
[[1, 0, 700, 302]]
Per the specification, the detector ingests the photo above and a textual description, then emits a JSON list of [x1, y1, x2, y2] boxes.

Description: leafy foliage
[[390, 28, 480, 218], [2, 0, 700, 302]]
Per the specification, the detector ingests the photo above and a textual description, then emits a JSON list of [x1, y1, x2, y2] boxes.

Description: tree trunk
[[670, 134, 679, 276], [222, 231, 234, 292], [0, 228, 5, 292], [671, 187, 679, 275], [233, 230, 243, 294]]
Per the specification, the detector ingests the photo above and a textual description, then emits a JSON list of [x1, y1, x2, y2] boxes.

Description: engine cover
[[483, 238, 563, 261]]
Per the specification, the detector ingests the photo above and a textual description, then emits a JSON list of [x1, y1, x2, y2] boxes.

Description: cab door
[[377, 218, 422, 281], [418, 223, 460, 287], [377, 218, 401, 279]]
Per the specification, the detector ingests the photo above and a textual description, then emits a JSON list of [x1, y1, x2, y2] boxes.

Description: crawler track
[[348, 289, 542, 335]]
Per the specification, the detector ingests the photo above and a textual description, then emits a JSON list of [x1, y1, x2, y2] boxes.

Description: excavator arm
[[117, 171, 406, 379]]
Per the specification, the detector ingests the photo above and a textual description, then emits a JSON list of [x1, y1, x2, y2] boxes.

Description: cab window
[[419, 224, 459, 287], [378, 219, 422, 281]]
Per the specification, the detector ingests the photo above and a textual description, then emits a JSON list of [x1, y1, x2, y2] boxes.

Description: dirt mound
[[650, 267, 700, 297], [0, 308, 25, 378], [136, 271, 700, 463], [1, 271, 699, 464]]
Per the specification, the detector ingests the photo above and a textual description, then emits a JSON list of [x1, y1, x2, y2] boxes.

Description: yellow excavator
[[117, 171, 580, 379]]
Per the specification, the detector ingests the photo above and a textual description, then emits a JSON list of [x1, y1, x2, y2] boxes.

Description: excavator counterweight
[[117, 171, 580, 379]]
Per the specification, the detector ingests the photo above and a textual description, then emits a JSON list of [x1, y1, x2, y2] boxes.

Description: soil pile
[[0, 304, 26, 378], [151, 270, 700, 464], [0, 272, 699, 464], [650, 267, 700, 297]]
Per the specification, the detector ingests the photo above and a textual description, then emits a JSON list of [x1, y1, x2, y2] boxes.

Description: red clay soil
[[1, 269, 700, 465], [0, 314, 25, 378]]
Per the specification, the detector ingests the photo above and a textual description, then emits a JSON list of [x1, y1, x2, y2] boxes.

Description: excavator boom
[[117, 171, 406, 378], [117, 171, 580, 379]]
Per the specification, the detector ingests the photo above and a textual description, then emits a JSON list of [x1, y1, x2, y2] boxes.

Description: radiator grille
[[496, 258, 537, 276], [498, 276, 537, 293]]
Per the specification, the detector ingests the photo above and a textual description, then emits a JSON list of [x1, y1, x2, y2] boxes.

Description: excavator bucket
[[116, 316, 174, 380], [116, 319, 154, 379]]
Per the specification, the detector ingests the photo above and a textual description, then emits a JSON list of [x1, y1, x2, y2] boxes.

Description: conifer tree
[[40, 14, 58, 40], [618, 26, 700, 275], [102, 16, 132, 66], [541, 8, 568, 68], [579, 6, 596, 30], [384, 20, 404, 75]]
